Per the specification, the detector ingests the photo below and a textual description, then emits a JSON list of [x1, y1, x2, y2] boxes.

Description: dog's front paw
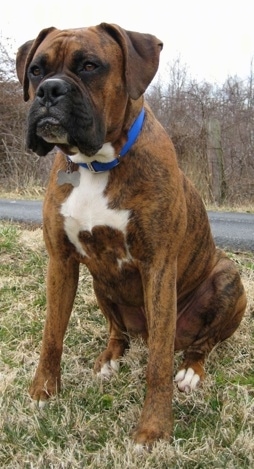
[[29, 371, 60, 405], [132, 396, 173, 449], [133, 420, 172, 450], [175, 367, 200, 393]]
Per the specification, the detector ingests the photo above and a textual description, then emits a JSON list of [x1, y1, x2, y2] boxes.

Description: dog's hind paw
[[134, 443, 151, 454], [175, 367, 200, 393], [96, 359, 119, 380], [31, 398, 47, 410]]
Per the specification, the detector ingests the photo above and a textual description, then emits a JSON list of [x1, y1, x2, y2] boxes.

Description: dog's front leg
[[133, 260, 177, 448], [30, 256, 79, 404]]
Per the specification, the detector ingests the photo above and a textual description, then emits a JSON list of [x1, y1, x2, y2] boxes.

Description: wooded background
[[0, 42, 253, 206]]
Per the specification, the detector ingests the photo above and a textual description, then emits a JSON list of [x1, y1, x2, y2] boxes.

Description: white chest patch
[[60, 167, 130, 256]]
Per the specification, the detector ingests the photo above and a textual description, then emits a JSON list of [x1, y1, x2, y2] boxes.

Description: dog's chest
[[60, 168, 131, 261]]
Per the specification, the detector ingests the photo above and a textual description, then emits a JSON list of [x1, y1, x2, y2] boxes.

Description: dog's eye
[[29, 65, 42, 77], [82, 62, 97, 72]]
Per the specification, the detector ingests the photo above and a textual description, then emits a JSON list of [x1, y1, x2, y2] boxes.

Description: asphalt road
[[0, 198, 253, 252]]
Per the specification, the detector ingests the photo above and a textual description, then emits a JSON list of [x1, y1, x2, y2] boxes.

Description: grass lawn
[[0, 221, 253, 468]]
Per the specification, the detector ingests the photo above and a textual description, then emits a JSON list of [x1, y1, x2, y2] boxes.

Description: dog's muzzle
[[35, 79, 71, 143], [27, 77, 105, 157]]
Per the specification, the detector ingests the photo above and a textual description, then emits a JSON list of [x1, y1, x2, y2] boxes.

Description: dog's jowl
[[16, 23, 247, 448]]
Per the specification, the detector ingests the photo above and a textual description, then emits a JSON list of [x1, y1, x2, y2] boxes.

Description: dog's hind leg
[[94, 325, 129, 381], [175, 250, 247, 393], [93, 298, 130, 380], [94, 295, 148, 380]]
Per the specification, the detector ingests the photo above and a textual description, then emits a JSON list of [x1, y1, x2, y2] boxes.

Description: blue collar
[[69, 107, 145, 173]]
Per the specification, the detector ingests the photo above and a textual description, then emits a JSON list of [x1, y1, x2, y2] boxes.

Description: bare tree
[[147, 58, 254, 205], [0, 38, 53, 191]]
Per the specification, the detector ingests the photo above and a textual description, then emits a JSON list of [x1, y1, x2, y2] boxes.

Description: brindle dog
[[16, 23, 247, 448]]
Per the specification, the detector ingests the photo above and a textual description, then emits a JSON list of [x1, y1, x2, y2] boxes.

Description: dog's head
[[16, 23, 163, 157]]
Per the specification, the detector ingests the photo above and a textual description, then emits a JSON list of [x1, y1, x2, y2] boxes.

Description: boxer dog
[[16, 23, 247, 448]]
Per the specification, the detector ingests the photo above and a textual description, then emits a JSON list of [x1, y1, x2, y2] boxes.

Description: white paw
[[175, 367, 200, 393], [96, 360, 119, 380], [134, 443, 150, 454], [31, 399, 47, 409]]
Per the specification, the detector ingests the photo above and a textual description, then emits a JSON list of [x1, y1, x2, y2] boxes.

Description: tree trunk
[[207, 119, 226, 204]]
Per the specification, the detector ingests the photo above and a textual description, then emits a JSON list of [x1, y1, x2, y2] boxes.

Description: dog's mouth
[[36, 117, 68, 144], [28, 107, 105, 157]]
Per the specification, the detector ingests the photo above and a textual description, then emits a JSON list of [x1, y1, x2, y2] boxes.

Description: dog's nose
[[36, 78, 69, 107]]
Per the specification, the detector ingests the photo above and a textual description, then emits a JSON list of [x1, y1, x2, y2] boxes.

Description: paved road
[[208, 211, 254, 252], [0, 198, 253, 252], [0, 199, 43, 224]]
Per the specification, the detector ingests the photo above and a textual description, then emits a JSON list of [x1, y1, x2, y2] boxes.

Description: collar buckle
[[86, 162, 97, 173]]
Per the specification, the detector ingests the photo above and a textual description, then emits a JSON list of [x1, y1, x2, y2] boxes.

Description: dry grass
[[206, 203, 254, 214], [0, 186, 45, 201], [0, 221, 253, 468]]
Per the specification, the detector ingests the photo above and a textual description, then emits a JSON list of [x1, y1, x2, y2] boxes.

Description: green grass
[[0, 221, 254, 468]]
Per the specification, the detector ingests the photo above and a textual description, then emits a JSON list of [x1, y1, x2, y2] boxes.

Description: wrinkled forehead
[[33, 27, 120, 64]]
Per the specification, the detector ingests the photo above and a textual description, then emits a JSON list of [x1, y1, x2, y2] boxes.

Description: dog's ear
[[99, 23, 163, 100], [16, 27, 56, 101], [16, 40, 34, 86]]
